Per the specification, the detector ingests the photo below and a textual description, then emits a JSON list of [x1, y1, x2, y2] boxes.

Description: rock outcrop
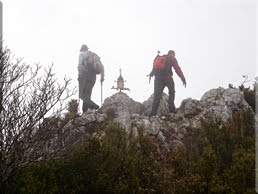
[[98, 92, 144, 129], [63, 87, 252, 148], [142, 93, 169, 116]]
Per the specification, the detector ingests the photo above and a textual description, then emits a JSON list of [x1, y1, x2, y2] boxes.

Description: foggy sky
[[1, 0, 256, 108]]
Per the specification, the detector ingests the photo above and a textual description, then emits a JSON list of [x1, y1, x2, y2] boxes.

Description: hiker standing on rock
[[148, 50, 186, 117], [78, 44, 104, 113]]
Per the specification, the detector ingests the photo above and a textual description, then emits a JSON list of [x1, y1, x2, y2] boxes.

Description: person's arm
[[148, 55, 158, 78], [78, 52, 88, 79], [78, 53, 84, 72], [171, 57, 186, 87], [149, 68, 155, 77], [147, 63, 155, 83], [78, 53, 83, 65]]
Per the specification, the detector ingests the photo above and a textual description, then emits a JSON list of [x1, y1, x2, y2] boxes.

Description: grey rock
[[81, 110, 97, 123], [177, 98, 202, 118], [223, 88, 249, 110], [114, 109, 132, 130], [201, 87, 225, 102], [61, 87, 252, 151], [99, 92, 143, 129], [101, 92, 144, 115]]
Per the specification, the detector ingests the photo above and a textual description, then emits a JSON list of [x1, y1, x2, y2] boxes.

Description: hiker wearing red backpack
[[148, 50, 186, 117], [78, 44, 104, 113]]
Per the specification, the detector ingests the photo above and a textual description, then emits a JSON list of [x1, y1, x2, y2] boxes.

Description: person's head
[[80, 44, 88, 52], [168, 50, 175, 57]]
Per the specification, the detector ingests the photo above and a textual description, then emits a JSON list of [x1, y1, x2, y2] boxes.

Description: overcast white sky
[[1, 0, 257, 108]]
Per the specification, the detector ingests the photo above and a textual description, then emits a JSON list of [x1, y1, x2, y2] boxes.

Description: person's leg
[[79, 77, 89, 113], [166, 78, 176, 113], [80, 78, 88, 112], [78, 77, 84, 99], [87, 80, 99, 109], [149, 79, 165, 117], [78, 79, 82, 99], [82, 80, 93, 112], [85, 80, 94, 99], [82, 80, 99, 112], [82, 101, 88, 113]]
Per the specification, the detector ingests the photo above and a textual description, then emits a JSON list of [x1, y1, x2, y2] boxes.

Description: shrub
[[8, 108, 255, 193]]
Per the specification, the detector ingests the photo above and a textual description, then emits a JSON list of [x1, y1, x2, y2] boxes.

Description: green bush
[[6, 109, 255, 193], [239, 84, 255, 112], [183, 108, 255, 193]]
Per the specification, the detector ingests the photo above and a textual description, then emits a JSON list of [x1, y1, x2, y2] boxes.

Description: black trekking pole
[[101, 81, 103, 106]]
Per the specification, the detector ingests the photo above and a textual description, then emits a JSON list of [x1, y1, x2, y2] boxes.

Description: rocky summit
[[63, 87, 251, 148]]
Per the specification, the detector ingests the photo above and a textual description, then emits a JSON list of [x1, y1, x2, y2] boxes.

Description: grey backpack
[[87, 51, 103, 75]]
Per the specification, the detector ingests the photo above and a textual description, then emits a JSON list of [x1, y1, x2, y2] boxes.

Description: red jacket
[[150, 55, 186, 83]]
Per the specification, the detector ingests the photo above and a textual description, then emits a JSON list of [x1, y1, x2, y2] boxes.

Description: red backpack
[[153, 55, 167, 69], [153, 55, 170, 76]]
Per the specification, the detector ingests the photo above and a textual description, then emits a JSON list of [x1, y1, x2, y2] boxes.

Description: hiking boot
[[97, 107, 104, 114], [94, 104, 99, 110], [89, 103, 99, 110]]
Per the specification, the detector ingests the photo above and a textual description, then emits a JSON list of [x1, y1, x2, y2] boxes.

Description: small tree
[[239, 84, 255, 112], [64, 99, 79, 121], [0, 48, 74, 188]]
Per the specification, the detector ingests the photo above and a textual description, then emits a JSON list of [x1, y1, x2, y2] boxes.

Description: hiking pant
[[78, 78, 99, 112], [149, 78, 175, 116]]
